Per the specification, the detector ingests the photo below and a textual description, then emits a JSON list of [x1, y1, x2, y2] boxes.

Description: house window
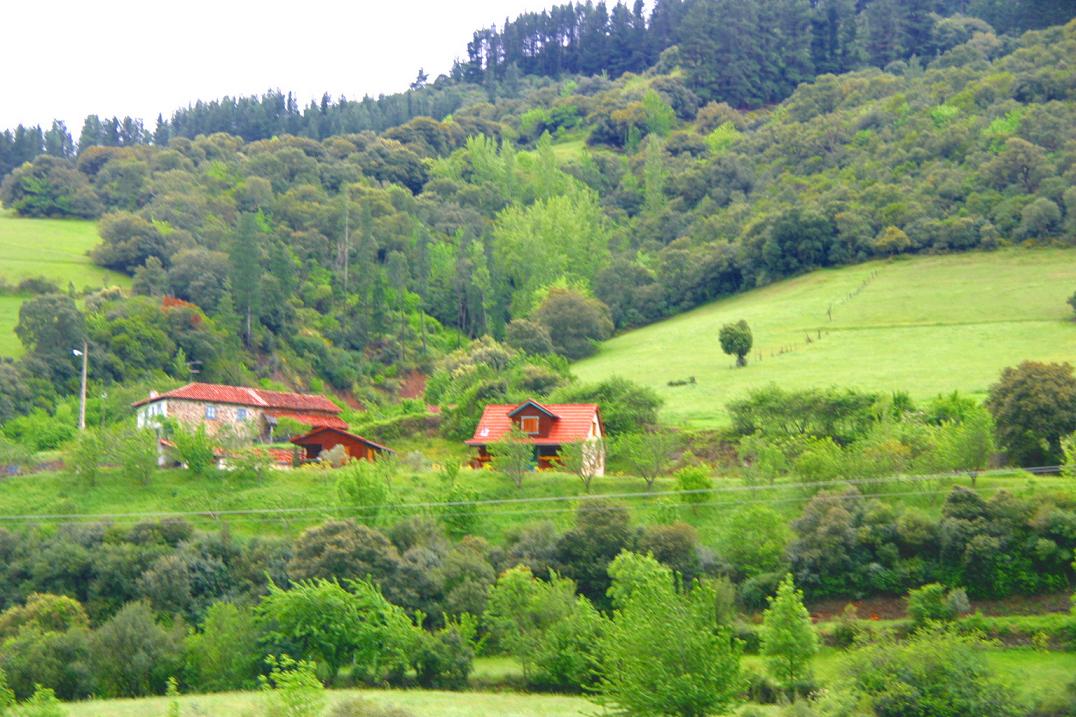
[[237, 408, 247, 421], [205, 405, 217, 420], [521, 415, 539, 434]]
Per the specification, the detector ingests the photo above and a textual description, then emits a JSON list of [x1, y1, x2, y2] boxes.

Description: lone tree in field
[[719, 320, 753, 367], [760, 574, 818, 694]]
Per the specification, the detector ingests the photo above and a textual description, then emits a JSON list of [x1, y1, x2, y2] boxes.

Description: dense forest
[[1, 12, 1074, 428]]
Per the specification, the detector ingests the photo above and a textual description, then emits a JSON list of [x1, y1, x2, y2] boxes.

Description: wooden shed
[[290, 426, 394, 463]]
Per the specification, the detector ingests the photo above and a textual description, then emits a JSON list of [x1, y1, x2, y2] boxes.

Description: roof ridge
[[245, 387, 269, 406]]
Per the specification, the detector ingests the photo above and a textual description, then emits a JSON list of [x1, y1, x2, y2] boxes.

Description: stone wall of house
[[160, 399, 262, 439]]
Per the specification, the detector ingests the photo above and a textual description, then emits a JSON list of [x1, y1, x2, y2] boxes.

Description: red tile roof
[[266, 411, 348, 430], [291, 426, 395, 454], [266, 448, 297, 466], [132, 382, 340, 414], [466, 401, 602, 446]]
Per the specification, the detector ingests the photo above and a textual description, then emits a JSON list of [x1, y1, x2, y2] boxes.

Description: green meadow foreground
[[62, 649, 1076, 716], [574, 249, 1076, 427], [0, 210, 128, 356], [64, 688, 590, 717]]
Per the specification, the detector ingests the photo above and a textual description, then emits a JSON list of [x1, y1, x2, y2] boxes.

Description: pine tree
[[863, 0, 906, 67], [760, 574, 819, 693], [681, 0, 762, 106], [776, 0, 815, 96], [78, 115, 104, 153], [902, 0, 937, 58], [44, 121, 74, 158]]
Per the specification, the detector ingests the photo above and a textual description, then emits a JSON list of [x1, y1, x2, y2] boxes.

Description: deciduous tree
[[986, 362, 1076, 465], [719, 320, 753, 367], [759, 574, 818, 692]]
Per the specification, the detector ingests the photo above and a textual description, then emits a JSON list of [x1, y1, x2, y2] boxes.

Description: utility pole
[[74, 340, 88, 431]]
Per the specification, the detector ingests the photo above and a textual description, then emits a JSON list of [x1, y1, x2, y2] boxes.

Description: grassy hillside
[[574, 249, 1076, 428], [0, 209, 129, 357], [0, 462, 1060, 546], [0, 210, 124, 289]]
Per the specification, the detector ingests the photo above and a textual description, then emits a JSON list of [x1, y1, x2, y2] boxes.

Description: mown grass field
[[0, 210, 123, 289], [0, 461, 1067, 546], [0, 209, 129, 356], [573, 249, 1076, 427], [61, 648, 1076, 716], [64, 687, 591, 717]]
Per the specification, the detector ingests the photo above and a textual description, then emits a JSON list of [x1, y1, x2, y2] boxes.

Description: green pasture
[[0, 209, 130, 356], [0, 209, 124, 290], [63, 687, 590, 717], [574, 249, 1076, 427]]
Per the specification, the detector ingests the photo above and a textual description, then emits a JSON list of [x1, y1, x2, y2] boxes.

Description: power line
[[0, 465, 1057, 526], [0, 487, 968, 529]]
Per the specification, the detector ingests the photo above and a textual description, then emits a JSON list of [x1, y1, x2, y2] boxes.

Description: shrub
[[410, 616, 476, 691], [64, 428, 105, 487], [9, 685, 65, 717], [0, 594, 89, 639], [834, 628, 1024, 717], [907, 583, 969, 626], [675, 464, 713, 510], [168, 422, 217, 476], [437, 482, 480, 537], [1, 410, 75, 452], [109, 426, 158, 485], [718, 505, 790, 580], [184, 602, 263, 692], [89, 601, 183, 697], [335, 459, 396, 525], [259, 655, 325, 717], [829, 604, 862, 648]]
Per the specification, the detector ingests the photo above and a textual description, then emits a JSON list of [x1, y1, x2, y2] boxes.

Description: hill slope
[[573, 249, 1076, 427], [0, 210, 127, 356]]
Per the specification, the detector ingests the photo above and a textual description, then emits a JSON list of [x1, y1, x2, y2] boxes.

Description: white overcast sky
[[1, 0, 555, 131]]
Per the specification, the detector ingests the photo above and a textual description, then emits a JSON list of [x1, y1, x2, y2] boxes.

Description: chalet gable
[[508, 399, 558, 436]]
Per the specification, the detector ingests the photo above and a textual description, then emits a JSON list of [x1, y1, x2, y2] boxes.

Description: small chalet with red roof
[[132, 382, 346, 441], [466, 399, 605, 474]]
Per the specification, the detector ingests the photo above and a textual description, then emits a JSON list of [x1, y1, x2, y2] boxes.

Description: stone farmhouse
[[133, 382, 346, 441]]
